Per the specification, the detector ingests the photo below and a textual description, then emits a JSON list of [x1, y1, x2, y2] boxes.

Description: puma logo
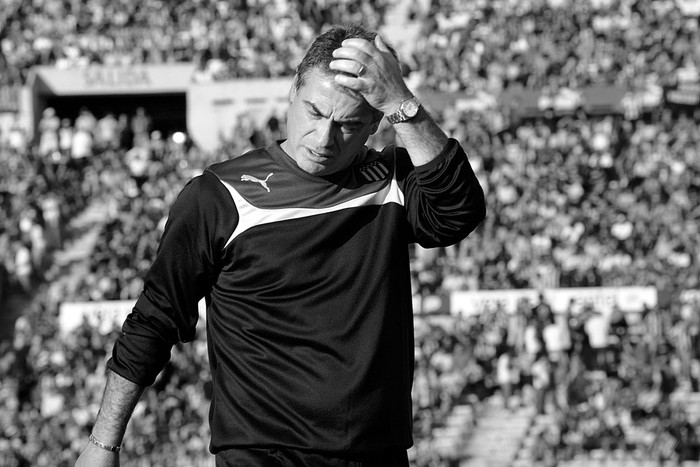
[[241, 173, 274, 192]]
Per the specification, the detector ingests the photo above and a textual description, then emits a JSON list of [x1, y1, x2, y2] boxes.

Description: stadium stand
[[1, 0, 699, 466]]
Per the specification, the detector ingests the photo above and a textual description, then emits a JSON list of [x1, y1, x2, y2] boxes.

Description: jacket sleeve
[[397, 138, 486, 248], [107, 170, 237, 386]]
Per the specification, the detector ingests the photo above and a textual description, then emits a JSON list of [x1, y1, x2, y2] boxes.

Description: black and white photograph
[[0, 1, 699, 466]]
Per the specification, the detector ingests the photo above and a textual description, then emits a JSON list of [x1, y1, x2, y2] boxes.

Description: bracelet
[[89, 433, 121, 453]]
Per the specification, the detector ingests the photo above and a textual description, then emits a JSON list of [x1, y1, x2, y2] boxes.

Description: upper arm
[[140, 170, 238, 342], [108, 171, 238, 386]]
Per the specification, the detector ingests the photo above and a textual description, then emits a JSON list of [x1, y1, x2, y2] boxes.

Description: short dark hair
[[296, 25, 373, 89], [294, 25, 399, 120]]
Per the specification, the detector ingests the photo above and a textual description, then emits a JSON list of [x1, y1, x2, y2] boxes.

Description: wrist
[[385, 96, 421, 125], [89, 433, 122, 453], [384, 91, 414, 114]]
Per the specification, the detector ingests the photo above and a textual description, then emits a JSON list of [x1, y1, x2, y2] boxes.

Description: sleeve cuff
[[411, 138, 460, 173]]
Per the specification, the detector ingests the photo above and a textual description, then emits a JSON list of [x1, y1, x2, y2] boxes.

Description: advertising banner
[[58, 299, 207, 335], [450, 286, 657, 317], [31, 63, 196, 96], [676, 0, 700, 15], [450, 289, 541, 317], [499, 85, 631, 117], [58, 300, 135, 335], [665, 82, 700, 107]]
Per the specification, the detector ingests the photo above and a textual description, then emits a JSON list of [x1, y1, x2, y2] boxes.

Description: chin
[[298, 160, 330, 176]]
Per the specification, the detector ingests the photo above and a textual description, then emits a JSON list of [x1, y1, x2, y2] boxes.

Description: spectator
[[130, 107, 152, 145], [94, 113, 119, 151], [70, 108, 96, 173], [37, 107, 60, 159]]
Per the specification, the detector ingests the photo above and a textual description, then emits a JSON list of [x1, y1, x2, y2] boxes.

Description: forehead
[[296, 69, 373, 119]]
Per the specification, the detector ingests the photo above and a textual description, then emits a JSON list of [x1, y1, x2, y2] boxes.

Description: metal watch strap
[[386, 107, 406, 124], [386, 97, 419, 124], [89, 433, 121, 453]]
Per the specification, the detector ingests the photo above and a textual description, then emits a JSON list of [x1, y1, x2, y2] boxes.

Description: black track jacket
[[107, 138, 485, 456]]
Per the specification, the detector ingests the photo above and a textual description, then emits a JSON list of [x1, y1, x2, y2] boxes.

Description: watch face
[[402, 99, 420, 118]]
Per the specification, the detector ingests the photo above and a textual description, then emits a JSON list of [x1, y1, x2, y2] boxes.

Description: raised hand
[[329, 35, 413, 116]]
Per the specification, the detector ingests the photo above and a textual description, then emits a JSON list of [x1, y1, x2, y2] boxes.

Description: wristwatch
[[386, 97, 421, 124]]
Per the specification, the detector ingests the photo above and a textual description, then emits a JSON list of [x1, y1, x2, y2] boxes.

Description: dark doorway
[[44, 93, 187, 136]]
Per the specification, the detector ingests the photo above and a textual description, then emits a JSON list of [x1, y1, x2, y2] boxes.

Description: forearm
[[91, 369, 146, 445], [402, 139, 486, 247], [391, 105, 449, 167]]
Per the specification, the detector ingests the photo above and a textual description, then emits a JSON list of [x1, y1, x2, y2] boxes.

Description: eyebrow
[[305, 101, 329, 118], [304, 101, 365, 124]]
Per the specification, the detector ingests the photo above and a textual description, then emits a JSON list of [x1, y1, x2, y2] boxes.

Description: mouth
[[307, 148, 334, 161]]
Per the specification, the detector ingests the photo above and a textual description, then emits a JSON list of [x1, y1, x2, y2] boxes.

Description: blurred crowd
[[411, 292, 700, 466], [445, 105, 700, 296], [408, 99, 700, 464], [0, 105, 224, 466], [408, 0, 700, 94], [3, 0, 699, 91], [1, 0, 700, 466], [0, 112, 92, 302], [1, 0, 390, 85]]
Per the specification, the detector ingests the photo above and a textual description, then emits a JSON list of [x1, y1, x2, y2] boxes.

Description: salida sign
[[82, 66, 151, 88], [30, 63, 196, 95]]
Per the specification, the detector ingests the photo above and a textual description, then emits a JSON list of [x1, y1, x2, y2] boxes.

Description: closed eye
[[340, 122, 363, 133], [305, 102, 327, 120]]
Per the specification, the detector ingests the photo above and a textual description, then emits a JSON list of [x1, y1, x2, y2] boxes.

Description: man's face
[[281, 68, 379, 176]]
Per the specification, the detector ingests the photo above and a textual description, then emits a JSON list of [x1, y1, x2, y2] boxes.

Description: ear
[[369, 119, 381, 135]]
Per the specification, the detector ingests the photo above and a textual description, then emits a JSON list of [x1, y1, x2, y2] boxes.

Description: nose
[[315, 118, 336, 149]]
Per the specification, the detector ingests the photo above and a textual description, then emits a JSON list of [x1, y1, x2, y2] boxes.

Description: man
[[76, 25, 485, 467]]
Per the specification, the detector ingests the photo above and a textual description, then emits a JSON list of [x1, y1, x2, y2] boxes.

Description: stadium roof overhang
[[27, 63, 196, 96]]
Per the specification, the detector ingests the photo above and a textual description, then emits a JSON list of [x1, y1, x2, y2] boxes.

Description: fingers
[[338, 38, 378, 57], [333, 72, 363, 91], [329, 35, 392, 79], [330, 43, 373, 78], [341, 35, 391, 56], [329, 43, 367, 90], [329, 57, 365, 78]]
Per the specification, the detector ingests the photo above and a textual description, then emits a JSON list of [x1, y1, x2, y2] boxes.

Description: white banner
[[450, 286, 657, 317], [58, 299, 207, 335], [32, 63, 196, 95], [450, 289, 540, 317], [58, 300, 135, 335], [676, 0, 700, 15]]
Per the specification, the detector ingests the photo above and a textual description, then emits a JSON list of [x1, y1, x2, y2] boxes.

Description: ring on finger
[[357, 65, 365, 77]]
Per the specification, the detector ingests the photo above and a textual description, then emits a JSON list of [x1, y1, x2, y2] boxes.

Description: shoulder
[[166, 170, 240, 239], [207, 146, 275, 184], [352, 145, 399, 182], [205, 146, 294, 207], [362, 144, 398, 164]]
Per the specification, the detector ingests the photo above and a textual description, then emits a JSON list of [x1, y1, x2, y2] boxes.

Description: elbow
[[458, 202, 486, 239], [472, 196, 487, 232], [415, 186, 486, 248], [458, 189, 486, 238], [418, 204, 486, 248]]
